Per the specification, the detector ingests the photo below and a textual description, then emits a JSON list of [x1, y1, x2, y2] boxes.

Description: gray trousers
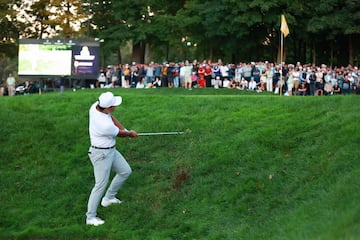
[[86, 147, 132, 219]]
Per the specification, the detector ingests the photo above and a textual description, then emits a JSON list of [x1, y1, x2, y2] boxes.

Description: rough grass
[[0, 88, 359, 239]]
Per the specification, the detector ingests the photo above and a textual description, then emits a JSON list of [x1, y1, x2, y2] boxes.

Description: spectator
[[315, 79, 325, 96], [336, 71, 345, 89], [204, 64, 213, 88], [167, 63, 174, 88], [192, 60, 198, 77], [278, 77, 287, 95], [145, 62, 154, 84], [330, 70, 337, 86], [197, 64, 206, 88], [214, 76, 222, 89], [238, 77, 248, 90], [234, 64, 242, 87], [130, 63, 139, 88], [105, 66, 112, 84], [136, 76, 146, 88], [299, 66, 307, 84], [258, 70, 267, 92], [315, 67, 324, 83], [287, 67, 294, 96], [138, 64, 145, 82], [0, 83, 6, 96], [172, 63, 180, 88], [260, 69, 266, 85], [214, 76, 221, 89], [212, 63, 221, 79], [292, 67, 300, 95], [160, 63, 168, 87], [342, 76, 351, 94], [60, 75, 66, 93], [191, 71, 198, 88], [266, 66, 274, 92], [24, 80, 31, 95], [324, 69, 331, 84], [248, 77, 257, 91], [352, 67, 359, 90], [333, 82, 341, 94], [154, 63, 162, 85], [123, 64, 131, 88], [273, 66, 281, 93], [111, 66, 120, 88], [152, 77, 161, 88], [222, 77, 230, 88], [346, 73, 355, 93], [95, 60, 358, 95], [184, 61, 193, 89], [219, 63, 229, 80], [252, 65, 260, 83], [324, 80, 333, 95], [308, 70, 317, 96], [298, 82, 307, 96], [228, 78, 237, 89], [228, 64, 235, 81], [242, 63, 252, 82], [6, 73, 16, 96], [281, 63, 289, 83], [179, 62, 185, 87]]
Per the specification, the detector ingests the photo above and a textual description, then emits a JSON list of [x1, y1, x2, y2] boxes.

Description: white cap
[[98, 92, 122, 108]]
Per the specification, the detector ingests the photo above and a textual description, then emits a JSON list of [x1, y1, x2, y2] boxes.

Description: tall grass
[[0, 89, 359, 239]]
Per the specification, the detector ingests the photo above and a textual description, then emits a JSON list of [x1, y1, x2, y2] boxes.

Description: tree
[[19, 0, 87, 39], [106, 0, 186, 63], [0, 0, 21, 79], [20, 0, 54, 39], [1, 0, 359, 69], [307, 0, 360, 66], [50, 0, 87, 38], [176, 0, 287, 63]]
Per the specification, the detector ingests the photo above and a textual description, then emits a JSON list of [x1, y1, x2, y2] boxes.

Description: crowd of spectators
[[97, 60, 360, 95]]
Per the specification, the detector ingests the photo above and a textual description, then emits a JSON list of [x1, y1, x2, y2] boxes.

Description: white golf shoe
[[86, 217, 105, 226], [101, 197, 122, 207]]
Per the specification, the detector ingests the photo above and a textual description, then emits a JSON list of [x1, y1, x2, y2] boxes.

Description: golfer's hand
[[128, 130, 138, 138]]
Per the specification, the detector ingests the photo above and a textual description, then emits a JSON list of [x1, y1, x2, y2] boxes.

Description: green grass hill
[[1, 88, 359, 239]]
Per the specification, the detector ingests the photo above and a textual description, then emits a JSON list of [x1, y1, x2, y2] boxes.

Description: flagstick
[[280, 31, 283, 96]]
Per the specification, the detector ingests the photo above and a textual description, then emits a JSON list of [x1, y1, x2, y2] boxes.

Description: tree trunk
[[312, 44, 316, 65], [349, 35, 353, 66], [132, 41, 145, 64], [302, 41, 307, 64], [209, 48, 213, 62], [144, 43, 151, 64], [117, 47, 122, 65], [166, 43, 169, 61], [330, 41, 334, 68]]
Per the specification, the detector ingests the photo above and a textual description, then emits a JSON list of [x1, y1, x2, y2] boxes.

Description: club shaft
[[138, 132, 184, 136]]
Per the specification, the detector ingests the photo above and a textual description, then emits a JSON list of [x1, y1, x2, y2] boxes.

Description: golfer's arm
[[112, 116, 132, 137], [111, 116, 125, 130]]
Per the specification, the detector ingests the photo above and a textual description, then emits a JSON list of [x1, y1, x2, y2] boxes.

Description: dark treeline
[[0, 0, 359, 73]]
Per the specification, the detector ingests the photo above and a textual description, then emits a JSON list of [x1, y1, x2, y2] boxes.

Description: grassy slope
[[0, 89, 359, 240]]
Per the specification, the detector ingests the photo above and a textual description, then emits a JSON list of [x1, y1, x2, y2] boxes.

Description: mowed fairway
[[1, 88, 359, 239]]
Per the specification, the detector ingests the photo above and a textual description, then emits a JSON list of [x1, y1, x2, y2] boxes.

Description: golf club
[[137, 129, 192, 136], [138, 131, 185, 136]]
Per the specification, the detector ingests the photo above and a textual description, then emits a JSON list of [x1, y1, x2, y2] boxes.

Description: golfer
[[86, 91, 138, 226]]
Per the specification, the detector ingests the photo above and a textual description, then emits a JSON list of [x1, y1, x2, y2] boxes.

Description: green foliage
[[0, 89, 359, 239], [2, 0, 360, 65], [0, 0, 20, 52]]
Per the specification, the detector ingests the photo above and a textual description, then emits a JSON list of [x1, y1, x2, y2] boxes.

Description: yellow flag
[[280, 15, 289, 37]]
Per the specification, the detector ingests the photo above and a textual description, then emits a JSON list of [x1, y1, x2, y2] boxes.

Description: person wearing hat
[[86, 91, 138, 226]]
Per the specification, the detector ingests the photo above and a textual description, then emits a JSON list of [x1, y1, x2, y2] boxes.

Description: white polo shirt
[[89, 102, 119, 148]]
